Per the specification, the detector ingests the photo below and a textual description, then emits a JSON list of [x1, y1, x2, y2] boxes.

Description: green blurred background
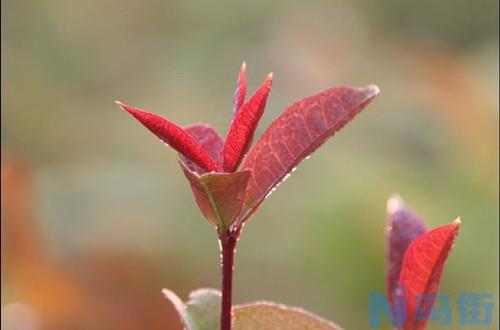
[[2, 0, 498, 329]]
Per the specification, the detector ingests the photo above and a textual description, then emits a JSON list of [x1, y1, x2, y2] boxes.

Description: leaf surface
[[234, 302, 343, 330], [399, 219, 461, 330], [238, 85, 379, 222], [385, 196, 428, 309], [181, 163, 250, 228]]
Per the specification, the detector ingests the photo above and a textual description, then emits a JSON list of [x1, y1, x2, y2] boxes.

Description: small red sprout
[[386, 195, 461, 330]]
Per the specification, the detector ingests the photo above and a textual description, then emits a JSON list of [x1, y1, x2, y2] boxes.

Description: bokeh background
[[2, 0, 498, 329]]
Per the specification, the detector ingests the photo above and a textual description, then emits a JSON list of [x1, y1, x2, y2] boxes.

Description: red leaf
[[233, 62, 247, 116], [223, 73, 273, 172], [399, 219, 461, 330], [386, 196, 428, 309], [117, 102, 218, 172], [180, 124, 224, 175], [180, 162, 251, 229], [238, 85, 380, 222]]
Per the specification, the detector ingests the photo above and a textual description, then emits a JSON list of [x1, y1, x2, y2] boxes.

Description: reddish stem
[[219, 226, 241, 330]]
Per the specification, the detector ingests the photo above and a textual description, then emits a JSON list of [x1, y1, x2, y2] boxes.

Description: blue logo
[[368, 292, 495, 327]]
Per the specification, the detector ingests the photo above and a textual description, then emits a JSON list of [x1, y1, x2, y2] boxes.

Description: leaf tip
[[365, 84, 380, 97], [241, 61, 246, 71], [452, 217, 461, 228], [162, 288, 180, 302], [115, 100, 127, 110], [387, 194, 404, 215], [115, 100, 135, 115], [162, 288, 185, 312], [265, 72, 274, 87], [161, 288, 170, 296]]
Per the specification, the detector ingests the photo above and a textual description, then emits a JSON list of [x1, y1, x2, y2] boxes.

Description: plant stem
[[219, 226, 241, 330]]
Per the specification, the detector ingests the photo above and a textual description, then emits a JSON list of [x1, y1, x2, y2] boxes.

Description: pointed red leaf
[[233, 62, 247, 116], [238, 85, 380, 223], [223, 73, 273, 172], [179, 124, 224, 175], [117, 102, 217, 172], [386, 196, 428, 310], [180, 162, 251, 229], [399, 219, 461, 330]]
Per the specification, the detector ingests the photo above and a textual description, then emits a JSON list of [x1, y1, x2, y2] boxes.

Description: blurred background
[[2, 0, 498, 329]]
